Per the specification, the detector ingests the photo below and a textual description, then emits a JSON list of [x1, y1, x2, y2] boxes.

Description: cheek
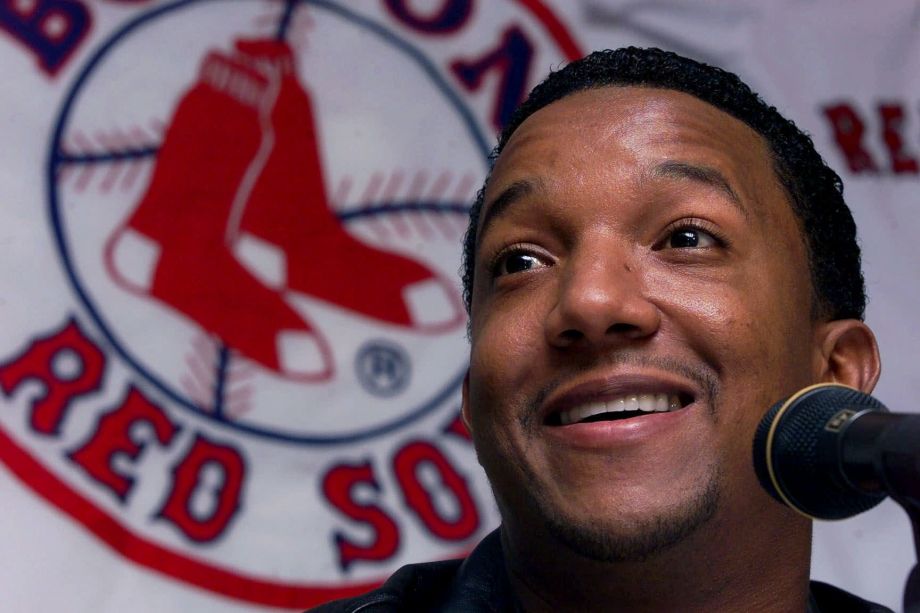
[[650, 271, 763, 372], [467, 308, 537, 430], [470, 291, 548, 377], [654, 266, 816, 461], [651, 257, 812, 375], [651, 267, 817, 441]]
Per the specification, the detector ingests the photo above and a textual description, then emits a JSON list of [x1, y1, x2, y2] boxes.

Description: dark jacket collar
[[438, 529, 517, 612], [311, 527, 892, 612], [437, 528, 891, 613]]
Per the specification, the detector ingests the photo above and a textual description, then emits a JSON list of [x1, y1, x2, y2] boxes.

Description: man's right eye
[[492, 250, 547, 277]]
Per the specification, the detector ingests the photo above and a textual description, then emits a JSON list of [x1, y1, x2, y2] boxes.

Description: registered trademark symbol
[[355, 341, 411, 398]]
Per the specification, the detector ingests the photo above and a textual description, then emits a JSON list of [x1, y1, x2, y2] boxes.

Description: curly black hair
[[461, 47, 865, 322]]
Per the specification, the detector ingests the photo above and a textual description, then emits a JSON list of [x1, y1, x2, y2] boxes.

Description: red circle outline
[[3, 1, 583, 608]]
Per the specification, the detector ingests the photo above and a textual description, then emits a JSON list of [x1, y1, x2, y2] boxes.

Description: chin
[[533, 468, 724, 564]]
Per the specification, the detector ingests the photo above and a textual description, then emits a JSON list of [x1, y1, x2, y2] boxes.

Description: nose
[[545, 248, 661, 350]]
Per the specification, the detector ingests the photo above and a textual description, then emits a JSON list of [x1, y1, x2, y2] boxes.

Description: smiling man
[[314, 48, 890, 612]]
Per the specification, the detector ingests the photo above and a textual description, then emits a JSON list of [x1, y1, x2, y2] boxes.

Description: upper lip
[[540, 371, 700, 425]]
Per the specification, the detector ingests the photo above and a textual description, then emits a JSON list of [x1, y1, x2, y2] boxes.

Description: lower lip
[[543, 404, 696, 449]]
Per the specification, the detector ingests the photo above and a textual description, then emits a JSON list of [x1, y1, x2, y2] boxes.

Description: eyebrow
[[651, 160, 747, 217], [476, 178, 542, 244], [476, 161, 747, 244]]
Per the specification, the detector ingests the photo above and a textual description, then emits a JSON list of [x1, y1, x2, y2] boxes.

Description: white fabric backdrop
[[0, 0, 913, 610]]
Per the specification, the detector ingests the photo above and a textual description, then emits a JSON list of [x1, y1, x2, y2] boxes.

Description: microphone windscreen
[[752, 383, 888, 519]]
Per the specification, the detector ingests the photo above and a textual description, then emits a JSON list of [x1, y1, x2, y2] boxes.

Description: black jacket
[[311, 529, 893, 612]]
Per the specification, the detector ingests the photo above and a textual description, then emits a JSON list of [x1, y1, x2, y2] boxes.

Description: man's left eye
[[666, 227, 718, 249]]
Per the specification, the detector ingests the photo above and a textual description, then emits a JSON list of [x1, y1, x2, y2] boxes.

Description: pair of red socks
[[105, 39, 462, 381]]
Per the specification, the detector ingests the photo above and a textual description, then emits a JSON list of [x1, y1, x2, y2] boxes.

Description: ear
[[460, 370, 474, 435], [813, 319, 881, 393]]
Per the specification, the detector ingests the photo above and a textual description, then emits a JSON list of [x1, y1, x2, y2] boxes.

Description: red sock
[[231, 39, 463, 332], [104, 49, 333, 380]]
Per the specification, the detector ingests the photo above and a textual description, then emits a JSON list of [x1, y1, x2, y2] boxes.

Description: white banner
[[0, 0, 912, 610]]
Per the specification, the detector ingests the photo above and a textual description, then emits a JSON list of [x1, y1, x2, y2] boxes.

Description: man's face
[[464, 86, 822, 560]]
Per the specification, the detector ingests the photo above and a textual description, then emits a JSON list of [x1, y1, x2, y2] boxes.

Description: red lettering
[[0, 319, 105, 435], [0, 0, 91, 75], [157, 434, 246, 542], [450, 26, 534, 130], [68, 386, 179, 500], [323, 461, 399, 570], [878, 103, 919, 174], [822, 103, 878, 174], [393, 441, 478, 541], [384, 0, 471, 34]]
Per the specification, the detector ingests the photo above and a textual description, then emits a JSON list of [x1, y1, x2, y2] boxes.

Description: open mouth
[[545, 392, 694, 426]]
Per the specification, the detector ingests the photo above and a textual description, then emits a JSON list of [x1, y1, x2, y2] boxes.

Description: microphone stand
[[894, 501, 920, 613], [875, 424, 920, 613], [898, 501, 919, 613]]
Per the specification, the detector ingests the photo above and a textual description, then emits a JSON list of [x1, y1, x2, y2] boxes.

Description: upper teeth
[[558, 393, 682, 425]]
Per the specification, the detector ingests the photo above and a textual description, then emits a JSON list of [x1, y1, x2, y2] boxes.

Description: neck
[[501, 505, 812, 613]]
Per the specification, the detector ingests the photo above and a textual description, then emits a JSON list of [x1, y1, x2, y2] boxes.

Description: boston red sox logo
[[0, 0, 581, 607]]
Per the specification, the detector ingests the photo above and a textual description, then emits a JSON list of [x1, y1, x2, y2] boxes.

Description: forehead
[[481, 86, 783, 230]]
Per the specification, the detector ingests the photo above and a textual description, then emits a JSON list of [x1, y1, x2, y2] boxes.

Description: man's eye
[[666, 227, 719, 249], [494, 251, 546, 277]]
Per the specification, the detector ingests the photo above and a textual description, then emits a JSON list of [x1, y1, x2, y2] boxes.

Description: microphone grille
[[752, 383, 887, 520]]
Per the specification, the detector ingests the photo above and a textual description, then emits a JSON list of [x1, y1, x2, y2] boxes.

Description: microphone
[[752, 383, 920, 520]]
